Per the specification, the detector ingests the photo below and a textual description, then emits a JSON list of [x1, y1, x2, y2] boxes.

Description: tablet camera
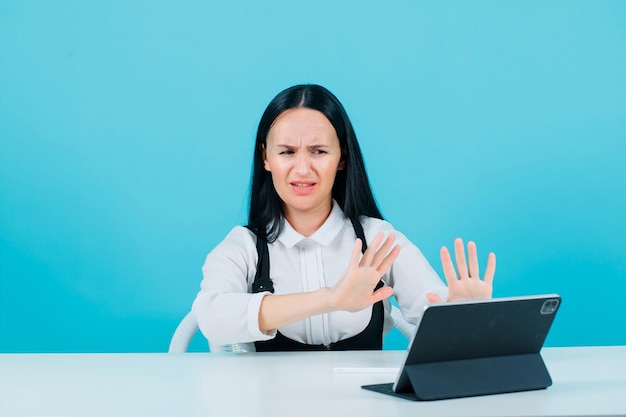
[[540, 299, 559, 314]]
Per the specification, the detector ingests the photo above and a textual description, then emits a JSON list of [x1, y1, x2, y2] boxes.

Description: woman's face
[[263, 107, 344, 228]]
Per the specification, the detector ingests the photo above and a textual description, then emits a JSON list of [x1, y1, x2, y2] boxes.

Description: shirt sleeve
[[191, 226, 276, 346], [361, 218, 448, 325]]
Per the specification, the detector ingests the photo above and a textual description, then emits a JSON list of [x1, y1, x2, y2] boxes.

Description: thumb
[[372, 286, 394, 303], [426, 292, 443, 303]]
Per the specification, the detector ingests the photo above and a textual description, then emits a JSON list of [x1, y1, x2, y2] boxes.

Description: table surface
[[1, 346, 625, 417]]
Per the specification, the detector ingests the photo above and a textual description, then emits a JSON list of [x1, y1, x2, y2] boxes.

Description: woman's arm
[[192, 227, 266, 345], [193, 228, 399, 344], [258, 233, 399, 332]]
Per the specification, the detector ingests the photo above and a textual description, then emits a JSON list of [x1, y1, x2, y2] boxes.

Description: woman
[[192, 84, 495, 351]]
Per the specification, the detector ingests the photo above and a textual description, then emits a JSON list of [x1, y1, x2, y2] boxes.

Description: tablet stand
[[404, 353, 552, 401]]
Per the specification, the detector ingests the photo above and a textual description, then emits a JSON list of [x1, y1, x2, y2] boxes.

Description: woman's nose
[[294, 152, 312, 174]]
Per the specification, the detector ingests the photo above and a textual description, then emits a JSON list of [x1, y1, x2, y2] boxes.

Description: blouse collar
[[277, 200, 347, 248]]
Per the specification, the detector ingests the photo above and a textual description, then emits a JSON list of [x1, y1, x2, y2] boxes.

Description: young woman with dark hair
[[192, 84, 496, 352], [248, 84, 381, 242]]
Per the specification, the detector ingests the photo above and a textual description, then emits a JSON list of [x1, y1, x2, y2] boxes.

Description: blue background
[[1, 1, 625, 353]]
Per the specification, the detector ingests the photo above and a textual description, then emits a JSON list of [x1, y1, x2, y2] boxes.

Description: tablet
[[362, 294, 561, 401]]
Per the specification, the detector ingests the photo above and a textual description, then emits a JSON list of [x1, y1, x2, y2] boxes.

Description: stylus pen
[[332, 367, 399, 374]]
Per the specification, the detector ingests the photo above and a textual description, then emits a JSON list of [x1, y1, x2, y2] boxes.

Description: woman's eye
[[312, 149, 327, 155], [279, 150, 294, 155]]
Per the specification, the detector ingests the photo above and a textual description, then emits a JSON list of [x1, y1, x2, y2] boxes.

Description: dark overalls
[[247, 219, 385, 352]]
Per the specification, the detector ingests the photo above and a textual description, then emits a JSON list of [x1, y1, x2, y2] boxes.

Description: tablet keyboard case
[[363, 295, 560, 401]]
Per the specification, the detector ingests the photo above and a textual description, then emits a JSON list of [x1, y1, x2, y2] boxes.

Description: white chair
[[167, 311, 249, 353], [168, 305, 416, 353], [390, 304, 417, 341], [168, 311, 200, 353]]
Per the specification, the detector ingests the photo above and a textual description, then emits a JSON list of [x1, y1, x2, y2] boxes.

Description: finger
[[349, 239, 363, 268], [426, 293, 443, 303], [467, 241, 479, 278], [370, 234, 396, 267], [440, 246, 457, 285], [483, 252, 496, 285], [375, 244, 401, 275], [360, 232, 383, 266], [454, 238, 469, 279]]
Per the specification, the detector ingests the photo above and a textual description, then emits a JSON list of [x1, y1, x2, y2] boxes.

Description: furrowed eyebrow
[[274, 144, 296, 150], [274, 144, 331, 150]]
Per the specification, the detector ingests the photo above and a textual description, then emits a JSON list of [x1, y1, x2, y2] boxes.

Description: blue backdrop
[[1, 1, 625, 352]]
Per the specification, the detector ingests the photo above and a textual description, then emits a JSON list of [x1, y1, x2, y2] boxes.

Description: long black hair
[[248, 84, 383, 241]]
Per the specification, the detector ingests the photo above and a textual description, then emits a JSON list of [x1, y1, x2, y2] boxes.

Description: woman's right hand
[[327, 233, 400, 312], [258, 233, 399, 333]]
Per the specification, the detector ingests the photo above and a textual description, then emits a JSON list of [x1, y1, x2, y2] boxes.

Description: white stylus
[[332, 367, 399, 374]]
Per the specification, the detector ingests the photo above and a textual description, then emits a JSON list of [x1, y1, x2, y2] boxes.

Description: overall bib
[[247, 219, 385, 352]]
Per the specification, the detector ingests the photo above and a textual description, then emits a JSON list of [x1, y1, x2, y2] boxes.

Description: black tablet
[[363, 294, 561, 401]]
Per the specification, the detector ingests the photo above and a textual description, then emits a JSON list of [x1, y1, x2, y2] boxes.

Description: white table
[[1, 346, 624, 417]]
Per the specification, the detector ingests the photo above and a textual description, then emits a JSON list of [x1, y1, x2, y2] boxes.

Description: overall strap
[[350, 217, 368, 253], [245, 226, 274, 293]]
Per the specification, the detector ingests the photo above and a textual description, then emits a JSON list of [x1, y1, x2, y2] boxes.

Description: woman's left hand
[[427, 238, 496, 303]]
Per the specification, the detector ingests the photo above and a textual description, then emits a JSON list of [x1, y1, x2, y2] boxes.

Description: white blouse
[[192, 201, 447, 348]]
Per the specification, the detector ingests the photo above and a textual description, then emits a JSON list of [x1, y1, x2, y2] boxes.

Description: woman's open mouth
[[290, 182, 316, 195]]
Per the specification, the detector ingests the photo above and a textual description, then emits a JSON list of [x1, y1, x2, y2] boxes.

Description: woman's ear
[[338, 146, 347, 170], [261, 144, 270, 171]]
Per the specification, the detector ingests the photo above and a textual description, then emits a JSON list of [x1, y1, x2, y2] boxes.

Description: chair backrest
[[390, 304, 417, 341], [168, 311, 198, 353], [168, 305, 416, 353], [168, 311, 251, 353]]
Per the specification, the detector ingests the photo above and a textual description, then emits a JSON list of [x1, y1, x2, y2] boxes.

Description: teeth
[[293, 184, 313, 188]]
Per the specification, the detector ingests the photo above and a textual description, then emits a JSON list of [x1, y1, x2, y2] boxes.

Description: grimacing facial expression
[[263, 108, 345, 224]]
